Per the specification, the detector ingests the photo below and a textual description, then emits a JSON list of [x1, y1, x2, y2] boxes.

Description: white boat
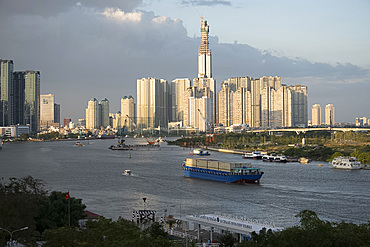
[[330, 156, 362, 170], [190, 148, 210, 156], [123, 170, 132, 175], [242, 151, 262, 159], [262, 154, 275, 162], [274, 154, 287, 162]]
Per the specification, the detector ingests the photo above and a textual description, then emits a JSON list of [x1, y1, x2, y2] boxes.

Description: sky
[[0, 0, 369, 123]]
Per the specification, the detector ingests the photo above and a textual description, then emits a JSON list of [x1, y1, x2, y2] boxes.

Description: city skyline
[[0, 1, 369, 122]]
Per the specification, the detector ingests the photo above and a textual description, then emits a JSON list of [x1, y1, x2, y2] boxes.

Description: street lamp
[[0, 226, 28, 246]]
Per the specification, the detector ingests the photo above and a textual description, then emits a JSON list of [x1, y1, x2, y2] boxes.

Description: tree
[[330, 152, 344, 161], [219, 231, 235, 247], [0, 176, 47, 245], [36, 191, 86, 233]]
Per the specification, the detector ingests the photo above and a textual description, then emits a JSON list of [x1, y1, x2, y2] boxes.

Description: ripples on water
[[1, 138, 369, 227]]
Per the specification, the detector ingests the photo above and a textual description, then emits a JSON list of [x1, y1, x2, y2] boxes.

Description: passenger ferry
[[182, 158, 264, 184], [242, 151, 263, 159], [331, 156, 362, 170]]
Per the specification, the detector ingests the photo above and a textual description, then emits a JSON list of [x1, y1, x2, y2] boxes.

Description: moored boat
[[242, 151, 262, 159], [262, 154, 275, 162], [299, 157, 311, 164], [330, 156, 362, 170], [182, 158, 264, 184], [274, 154, 287, 163]]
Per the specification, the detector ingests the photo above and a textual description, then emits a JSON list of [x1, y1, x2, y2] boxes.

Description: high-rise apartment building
[[121, 96, 135, 131], [137, 78, 169, 130], [218, 82, 231, 127], [24, 70, 40, 133], [312, 104, 321, 126], [12, 71, 25, 125], [325, 104, 335, 126], [40, 94, 57, 128], [171, 78, 191, 123], [218, 75, 307, 129], [100, 98, 109, 128], [0, 59, 14, 126], [198, 18, 212, 79], [288, 85, 308, 127], [192, 77, 216, 125], [85, 98, 110, 129], [86, 98, 99, 129]]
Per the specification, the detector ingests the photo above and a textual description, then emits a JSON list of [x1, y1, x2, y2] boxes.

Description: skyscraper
[[24, 70, 40, 133], [12, 71, 25, 125], [325, 104, 335, 126], [86, 98, 99, 129], [40, 94, 56, 128], [218, 82, 231, 126], [121, 96, 135, 131], [100, 98, 110, 128], [0, 59, 14, 126], [136, 78, 169, 130], [198, 18, 212, 79], [312, 104, 321, 126], [171, 78, 191, 123]]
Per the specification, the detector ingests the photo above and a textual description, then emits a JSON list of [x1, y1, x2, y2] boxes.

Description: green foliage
[[350, 148, 360, 158], [284, 146, 335, 161], [35, 191, 86, 233], [236, 210, 370, 247], [43, 218, 177, 247], [38, 131, 60, 140], [330, 152, 344, 161], [0, 176, 86, 246], [219, 231, 235, 247]]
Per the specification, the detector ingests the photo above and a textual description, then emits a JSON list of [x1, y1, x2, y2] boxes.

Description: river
[[1, 138, 369, 228]]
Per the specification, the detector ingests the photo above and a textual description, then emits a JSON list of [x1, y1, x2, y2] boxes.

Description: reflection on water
[[1, 138, 370, 227]]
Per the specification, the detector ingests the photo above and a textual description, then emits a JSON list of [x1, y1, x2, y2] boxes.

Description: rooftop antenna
[[195, 6, 203, 19]]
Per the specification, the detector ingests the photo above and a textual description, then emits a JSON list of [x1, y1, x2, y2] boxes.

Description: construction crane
[[197, 109, 214, 144], [126, 115, 137, 128]]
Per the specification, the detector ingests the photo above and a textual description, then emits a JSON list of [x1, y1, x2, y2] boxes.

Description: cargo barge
[[182, 158, 264, 184]]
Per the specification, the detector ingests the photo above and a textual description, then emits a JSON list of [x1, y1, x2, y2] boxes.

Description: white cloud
[[0, 4, 368, 122], [103, 8, 142, 22]]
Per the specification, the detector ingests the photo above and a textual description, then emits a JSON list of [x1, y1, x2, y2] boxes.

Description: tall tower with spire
[[198, 18, 212, 78]]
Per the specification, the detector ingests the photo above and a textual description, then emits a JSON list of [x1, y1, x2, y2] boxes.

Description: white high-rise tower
[[198, 18, 212, 78]]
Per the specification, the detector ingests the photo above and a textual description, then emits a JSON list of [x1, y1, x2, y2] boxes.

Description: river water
[[1, 138, 369, 228]]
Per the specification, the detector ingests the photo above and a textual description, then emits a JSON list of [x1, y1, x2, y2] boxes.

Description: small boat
[[262, 154, 275, 162], [242, 151, 263, 159], [190, 149, 210, 156], [330, 156, 362, 170], [123, 170, 132, 176], [299, 157, 311, 164], [274, 154, 287, 163], [74, 141, 83, 147]]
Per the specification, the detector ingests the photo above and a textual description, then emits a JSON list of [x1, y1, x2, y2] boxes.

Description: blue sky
[[142, 0, 370, 69], [0, 0, 369, 123]]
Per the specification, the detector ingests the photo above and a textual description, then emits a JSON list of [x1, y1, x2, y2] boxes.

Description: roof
[[84, 210, 100, 219]]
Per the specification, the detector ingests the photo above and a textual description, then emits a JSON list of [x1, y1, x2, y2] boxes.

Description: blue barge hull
[[182, 164, 263, 184]]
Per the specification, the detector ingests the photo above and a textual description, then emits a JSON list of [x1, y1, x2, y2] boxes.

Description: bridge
[[247, 127, 370, 135]]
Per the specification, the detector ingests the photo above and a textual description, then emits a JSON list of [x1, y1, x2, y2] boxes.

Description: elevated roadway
[[247, 127, 370, 135]]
